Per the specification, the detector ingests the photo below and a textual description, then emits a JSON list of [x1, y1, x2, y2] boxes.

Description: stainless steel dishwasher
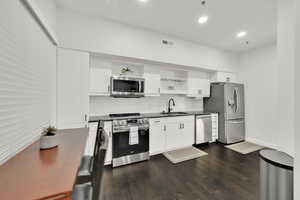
[[195, 114, 212, 144]]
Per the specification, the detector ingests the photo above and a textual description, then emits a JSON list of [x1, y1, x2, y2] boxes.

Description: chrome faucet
[[167, 98, 176, 113]]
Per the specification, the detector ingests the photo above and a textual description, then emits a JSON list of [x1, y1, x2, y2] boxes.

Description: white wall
[[90, 95, 203, 116], [277, 0, 295, 156], [294, 0, 300, 198], [239, 45, 280, 149], [32, 0, 57, 37], [56, 8, 239, 72], [0, 0, 56, 164], [239, 0, 295, 157]]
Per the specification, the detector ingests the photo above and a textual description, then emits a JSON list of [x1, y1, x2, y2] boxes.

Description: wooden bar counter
[[0, 128, 89, 200]]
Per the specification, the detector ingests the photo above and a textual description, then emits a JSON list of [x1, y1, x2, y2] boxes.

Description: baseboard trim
[[246, 137, 279, 150]]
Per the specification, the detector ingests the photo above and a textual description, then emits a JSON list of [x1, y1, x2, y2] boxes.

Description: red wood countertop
[[0, 128, 89, 200]]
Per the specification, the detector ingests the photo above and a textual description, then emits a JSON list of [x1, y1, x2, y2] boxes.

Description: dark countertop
[[89, 111, 214, 122]]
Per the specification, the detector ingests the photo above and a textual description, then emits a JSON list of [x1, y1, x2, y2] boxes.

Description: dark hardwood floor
[[100, 143, 260, 200]]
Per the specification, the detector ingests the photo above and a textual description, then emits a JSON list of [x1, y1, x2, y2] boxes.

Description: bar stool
[[73, 128, 108, 200], [76, 122, 102, 183]]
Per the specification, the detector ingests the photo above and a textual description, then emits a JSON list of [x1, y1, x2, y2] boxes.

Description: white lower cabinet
[[211, 113, 219, 142], [149, 119, 165, 155], [165, 121, 182, 151], [103, 121, 113, 165], [179, 118, 195, 147], [85, 122, 98, 156], [149, 116, 195, 155], [84, 121, 112, 165]]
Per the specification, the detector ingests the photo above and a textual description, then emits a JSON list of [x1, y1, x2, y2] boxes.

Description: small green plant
[[42, 126, 57, 136], [121, 67, 132, 74]]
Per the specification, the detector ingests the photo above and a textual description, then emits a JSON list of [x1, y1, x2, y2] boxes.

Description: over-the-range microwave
[[110, 76, 145, 98]]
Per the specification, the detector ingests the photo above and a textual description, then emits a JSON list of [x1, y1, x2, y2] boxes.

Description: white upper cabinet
[[89, 57, 112, 96], [211, 71, 238, 83], [57, 48, 89, 129], [144, 73, 161, 96], [187, 72, 211, 98]]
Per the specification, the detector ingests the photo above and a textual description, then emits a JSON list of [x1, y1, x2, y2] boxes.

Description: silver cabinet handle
[[163, 125, 166, 131], [85, 114, 87, 122], [108, 85, 110, 92]]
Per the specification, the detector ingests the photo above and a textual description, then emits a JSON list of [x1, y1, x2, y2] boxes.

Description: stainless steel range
[[111, 113, 149, 167]]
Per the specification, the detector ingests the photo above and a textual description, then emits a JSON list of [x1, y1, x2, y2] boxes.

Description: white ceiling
[[55, 0, 277, 52]]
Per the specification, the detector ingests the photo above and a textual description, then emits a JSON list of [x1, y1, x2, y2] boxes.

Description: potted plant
[[120, 67, 133, 75], [40, 126, 59, 150]]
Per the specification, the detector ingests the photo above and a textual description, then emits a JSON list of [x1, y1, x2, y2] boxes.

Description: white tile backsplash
[[90, 95, 203, 116]]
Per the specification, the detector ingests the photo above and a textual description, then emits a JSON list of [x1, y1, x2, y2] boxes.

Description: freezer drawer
[[225, 119, 245, 144]]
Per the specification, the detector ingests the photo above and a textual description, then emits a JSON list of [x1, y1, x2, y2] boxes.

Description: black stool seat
[[72, 182, 93, 200]]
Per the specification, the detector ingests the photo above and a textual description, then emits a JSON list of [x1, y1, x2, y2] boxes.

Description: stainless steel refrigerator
[[204, 82, 245, 144]]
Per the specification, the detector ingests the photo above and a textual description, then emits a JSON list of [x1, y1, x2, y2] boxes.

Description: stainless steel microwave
[[110, 76, 145, 98]]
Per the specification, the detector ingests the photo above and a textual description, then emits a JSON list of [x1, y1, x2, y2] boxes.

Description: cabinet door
[[187, 78, 198, 96], [187, 78, 210, 97], [165, 122, 181, 151], [211, 113, 218, 141], [199, 79, 211, 97], [103, 121, 113, 165], [179, 120, 195, 147], [144, 73, 161, 96], [57, 48, 89, 129], [89, 67, 111, 95], [211, 72, 238, 83], [149, 119, 165, 155], [84, 123, 98, 155]]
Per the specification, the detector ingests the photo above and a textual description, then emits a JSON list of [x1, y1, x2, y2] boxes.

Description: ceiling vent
[[162, 40, 174, 46]]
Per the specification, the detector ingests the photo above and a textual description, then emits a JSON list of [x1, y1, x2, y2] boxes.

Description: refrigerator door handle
[[234, 88, 238, 113]]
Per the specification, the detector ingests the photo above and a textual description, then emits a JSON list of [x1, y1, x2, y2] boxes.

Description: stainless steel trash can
[[259, 149, 294, 200]]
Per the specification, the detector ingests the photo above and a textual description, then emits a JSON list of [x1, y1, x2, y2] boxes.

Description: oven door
[[111, 76, 145, 97], [112, 128, 149, 159]]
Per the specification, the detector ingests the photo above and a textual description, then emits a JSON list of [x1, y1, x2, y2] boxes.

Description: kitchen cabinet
[[149, 116, 195, 155], [103, 121, 113, 165], [144, 73, 161, 96], [149, 119, 165, 155], [211, 113, 219, 142], [164, 121, 182, 151], [211, 72, 238, 83], [84, 121, 112, 165], [89, 67, 112, 96], [84, 122, 98, 155], [187, 78, 210, 98], [179, 117, 195, 147], [57, 48, 89, 129]]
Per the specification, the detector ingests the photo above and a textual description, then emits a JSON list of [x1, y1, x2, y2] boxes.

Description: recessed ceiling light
[[139, 0, 148, 3], [236, 31, 247, 38], [198, 16, 208, 24]]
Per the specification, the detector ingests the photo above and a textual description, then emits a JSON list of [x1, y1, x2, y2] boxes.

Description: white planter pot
[[40, 134, 59, 150]]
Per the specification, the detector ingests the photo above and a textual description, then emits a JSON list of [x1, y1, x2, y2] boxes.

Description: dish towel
[[129, 126, 139, 145]]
